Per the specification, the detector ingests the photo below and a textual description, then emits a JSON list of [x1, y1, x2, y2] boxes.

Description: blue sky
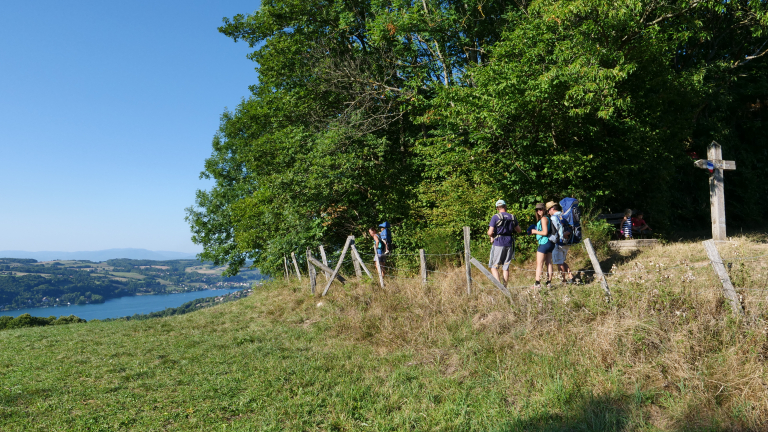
[[0, 1, 261, 253]]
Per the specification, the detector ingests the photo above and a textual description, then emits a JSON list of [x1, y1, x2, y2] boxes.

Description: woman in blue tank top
[[531, 202, 554, 288]]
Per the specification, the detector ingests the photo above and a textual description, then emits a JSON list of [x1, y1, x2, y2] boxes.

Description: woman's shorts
[[537, 241, 555, 254]]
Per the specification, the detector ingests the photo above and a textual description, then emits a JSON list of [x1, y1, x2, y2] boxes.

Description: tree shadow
[[490, 395, 736, 432], [575, 250, 642, 285], [493, 395, 628, 432]]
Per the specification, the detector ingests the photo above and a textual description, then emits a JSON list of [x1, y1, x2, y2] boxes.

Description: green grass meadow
[[0, 286, 637, 432], [3, 238, 768, 431]]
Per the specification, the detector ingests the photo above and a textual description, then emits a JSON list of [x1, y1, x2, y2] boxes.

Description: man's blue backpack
[[558, 198, 582, 245], [379, 222, 393, 250]]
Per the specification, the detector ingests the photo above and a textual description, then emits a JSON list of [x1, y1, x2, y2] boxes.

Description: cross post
[[694, 141, 736, 242]]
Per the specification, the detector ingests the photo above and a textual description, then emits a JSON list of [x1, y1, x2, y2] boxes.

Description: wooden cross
[[694, 141, 736, 242]]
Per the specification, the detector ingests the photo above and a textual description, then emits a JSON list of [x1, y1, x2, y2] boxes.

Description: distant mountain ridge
[[0, 248, 198, 262]]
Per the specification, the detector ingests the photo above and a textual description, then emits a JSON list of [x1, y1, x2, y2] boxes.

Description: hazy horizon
[[0, 248, 199, 262]]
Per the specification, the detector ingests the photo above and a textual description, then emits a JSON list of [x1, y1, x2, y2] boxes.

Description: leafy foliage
[[0, 313, 85, 331], [188, 0, 768, 276]]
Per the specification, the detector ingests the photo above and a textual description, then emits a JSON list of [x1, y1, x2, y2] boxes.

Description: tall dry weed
[[268, 235, 768, 429]]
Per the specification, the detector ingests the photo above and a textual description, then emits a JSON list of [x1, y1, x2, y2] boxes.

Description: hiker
[[547, 201, 575, 284], [368, 227, 389, 275], [632, 211, 652, 238], [620, 209, 633, 239], [529, 202, 554, 289], [378, 222, 392, 252], [487, 199, 521, 286]]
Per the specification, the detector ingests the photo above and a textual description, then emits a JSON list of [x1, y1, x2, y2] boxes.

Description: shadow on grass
[[494, 396, 629, 432], [490, 395, 737, 432], [575, 249, 642, 285]]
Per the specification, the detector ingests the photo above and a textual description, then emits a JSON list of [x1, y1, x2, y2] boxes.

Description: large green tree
[[188, 0, 768, 276]]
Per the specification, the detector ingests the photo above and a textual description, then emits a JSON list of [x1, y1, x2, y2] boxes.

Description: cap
[[495, 200, 506, 207], [545, 201, 557, 211], [534, 203, 546, 211]]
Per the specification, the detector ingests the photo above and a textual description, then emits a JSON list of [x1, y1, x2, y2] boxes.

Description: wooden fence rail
[[280, 228, 754, 324]]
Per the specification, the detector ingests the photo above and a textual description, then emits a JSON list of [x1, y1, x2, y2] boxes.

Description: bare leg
[[535, 252, 545, 283], [502, 269, 509, 286], [546, 254, 553, 282], [491, 267, 501, 283]]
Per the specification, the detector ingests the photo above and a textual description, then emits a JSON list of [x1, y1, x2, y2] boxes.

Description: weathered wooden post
[[350, 236, 362, 278], [291, 252, 302, 282], [694, 141, 736, 242], [318, 245, 330, 281], [350, 243, 372, 278], [373, 243, 385, 288], [463, 226, 472, 294], [583, 238, 611, 300], [283, 256, 289, 281], [703, 240, 743, 316], [322, 236, 353, 296], [307, 248, 317, 294], [307, 256, 346, 285], [469, 257, 512, 300], [419, 249, 427, 286]]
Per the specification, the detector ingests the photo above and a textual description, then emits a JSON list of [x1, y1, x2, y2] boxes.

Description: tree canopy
[[187, 0, 768, 276]]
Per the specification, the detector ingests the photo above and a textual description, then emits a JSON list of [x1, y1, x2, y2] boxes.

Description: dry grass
[[268, 235, 768, 430]]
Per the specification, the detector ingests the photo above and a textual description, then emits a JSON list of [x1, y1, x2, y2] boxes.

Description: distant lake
[[2, 288, 246, 321]]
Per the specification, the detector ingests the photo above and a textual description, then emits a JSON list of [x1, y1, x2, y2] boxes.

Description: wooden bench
[[597, 212, 658, 250], [596, 212, 626, 227], [608, 239, 659, 251]]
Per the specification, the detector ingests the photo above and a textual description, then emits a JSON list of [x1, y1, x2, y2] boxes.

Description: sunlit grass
[[2, 236, 768, 430]]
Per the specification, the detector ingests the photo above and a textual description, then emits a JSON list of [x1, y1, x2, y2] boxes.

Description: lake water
[[2, 288, 245, 321]]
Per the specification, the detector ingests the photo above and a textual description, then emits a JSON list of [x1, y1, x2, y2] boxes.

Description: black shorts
[[537, 241, 555, 254]]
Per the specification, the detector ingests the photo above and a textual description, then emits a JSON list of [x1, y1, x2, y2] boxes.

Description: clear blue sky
[[0, 1, 261, 253]]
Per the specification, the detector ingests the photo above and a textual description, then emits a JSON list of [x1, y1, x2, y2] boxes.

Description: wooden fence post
[[318, 245, 329, 281], [350, 243, 372, 278], [291, 252, 302, 282], [322, 236, 353, 296], [374, 243, 385, 288], [583, 238, 611, 300], [307, 248, 317, 294], [307, 257, 346, 284], [703, 240, 744, 316], [283, 256, 289, 281], [464, 226, 472, 294], [469, 257, 512, 300], [350, 236, 362, 278], [419, 249, 427, 286]]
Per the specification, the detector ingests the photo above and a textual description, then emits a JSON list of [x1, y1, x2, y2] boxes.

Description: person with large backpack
[[487, 200, 521, 287], [529, 202, 555, 289], [378, 222, 392, 252], [546, 201, 575, 284]]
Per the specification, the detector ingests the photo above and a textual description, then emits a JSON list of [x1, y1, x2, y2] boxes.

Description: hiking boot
[[533, 281, 541, 289], [545, 280, 551, 289]]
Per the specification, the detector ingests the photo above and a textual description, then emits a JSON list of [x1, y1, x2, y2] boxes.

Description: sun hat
[[545, 201, 557, 211], [534, 203, 546, 211], [495, 199, 506, 207]]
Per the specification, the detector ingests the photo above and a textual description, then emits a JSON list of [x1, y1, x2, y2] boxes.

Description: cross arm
[[694, 159, 736, 171]]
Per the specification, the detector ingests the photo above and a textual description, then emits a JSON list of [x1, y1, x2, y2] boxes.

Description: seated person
[[620, 209, 633, 240], [631, 211, 652, 237]]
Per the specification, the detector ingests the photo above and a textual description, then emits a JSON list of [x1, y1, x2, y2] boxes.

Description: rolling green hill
[[1, 239, 767, 430]]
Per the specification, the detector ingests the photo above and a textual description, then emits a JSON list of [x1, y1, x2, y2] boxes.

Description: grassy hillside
[[2, 237, 767, 431]]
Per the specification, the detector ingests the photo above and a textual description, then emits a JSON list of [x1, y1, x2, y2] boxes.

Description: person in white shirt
[[546, 201, 574, 284]]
